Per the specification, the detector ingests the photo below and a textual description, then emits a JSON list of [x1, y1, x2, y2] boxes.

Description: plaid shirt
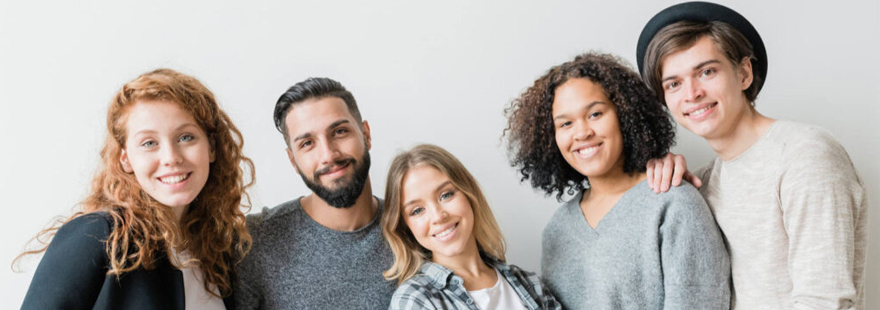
[[389, 258, 561, 310]]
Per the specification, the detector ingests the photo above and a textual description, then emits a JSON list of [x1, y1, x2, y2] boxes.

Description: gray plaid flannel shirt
[[389, 258, 561, 310]]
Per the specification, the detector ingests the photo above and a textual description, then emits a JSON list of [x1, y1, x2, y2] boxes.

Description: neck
[[706, 107, 775, 161], [586, 167, 645, 198], [172, 205, 187, 221], [432, 240, 494, 289], [302, 178, 377, 231]]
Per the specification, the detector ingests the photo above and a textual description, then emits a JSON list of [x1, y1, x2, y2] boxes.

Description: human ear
[[120, 150, 133, 173], [361, 120, 372, 151], [738, 56, 754, 90]]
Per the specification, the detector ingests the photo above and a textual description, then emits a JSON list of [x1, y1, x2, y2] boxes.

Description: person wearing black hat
[[637, 2, 867, 309]]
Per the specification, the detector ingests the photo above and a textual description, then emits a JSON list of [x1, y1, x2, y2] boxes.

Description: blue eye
[[179, 134, 195, 142], [141, 140, 157, 148], [409, 207, 424, 216], [440, 191, 454, 201]]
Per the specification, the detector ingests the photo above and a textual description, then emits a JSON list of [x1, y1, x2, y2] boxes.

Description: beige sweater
[[698, 120, 867, 310]]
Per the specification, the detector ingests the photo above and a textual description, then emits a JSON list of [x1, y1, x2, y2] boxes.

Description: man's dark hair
[[273, 77, 362, 145]]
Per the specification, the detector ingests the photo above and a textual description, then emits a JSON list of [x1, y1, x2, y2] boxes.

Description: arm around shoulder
[[21, 213, 112, 310], [659, 185, 731, 309]]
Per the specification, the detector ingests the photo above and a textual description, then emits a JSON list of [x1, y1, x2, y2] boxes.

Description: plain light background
[[2, 0, 877, 307]]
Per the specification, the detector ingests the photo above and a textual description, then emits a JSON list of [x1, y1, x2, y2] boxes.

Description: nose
[[160, 143, 184, 166], [683, 79, 704, 102], [572, 121, 594, 141], [317, 139, 342, 165], [428, 204, 449, 224]]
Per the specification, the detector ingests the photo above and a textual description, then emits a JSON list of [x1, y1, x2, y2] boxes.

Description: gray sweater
[[233, 197, 396, 310], [542, 181, 730, 310]]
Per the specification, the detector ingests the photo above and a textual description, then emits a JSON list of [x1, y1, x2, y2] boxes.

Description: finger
[[671, 155, 686, 187], [685, 171, 703, 188], [661, 159, 674, 192], [646, 160, 656, 190], [655, 154, 673, 192]]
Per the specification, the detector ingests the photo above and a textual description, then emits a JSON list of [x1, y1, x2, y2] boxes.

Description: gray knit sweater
[[542, 181, 730, 310], [233, 197, 396, 310]]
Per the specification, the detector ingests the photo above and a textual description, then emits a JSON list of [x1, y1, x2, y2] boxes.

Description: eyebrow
[[661, 59, 722, 83], [293, 119, 352, 142], [403, 180, 453, 209], [553, 101, 606, 121], [131, 123, 199, 137]]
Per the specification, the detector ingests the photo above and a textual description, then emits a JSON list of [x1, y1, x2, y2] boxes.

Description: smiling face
[[401, 165, 478, 263], [660, 36, 754, 140], [552, 78, 625, 179], [120, 100, 214, 213], [285, 96, 372, 208]]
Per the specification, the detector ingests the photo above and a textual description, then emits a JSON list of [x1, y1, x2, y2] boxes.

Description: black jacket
[[21, 212, 234, 310]]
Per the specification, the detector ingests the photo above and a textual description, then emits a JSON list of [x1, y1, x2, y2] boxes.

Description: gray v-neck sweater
[[542, 180, 730, 309]]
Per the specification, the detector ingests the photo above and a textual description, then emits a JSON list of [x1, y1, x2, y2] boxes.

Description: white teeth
[[434, 224, 457, 239], [688, 103, 715, 117], [577, 146, 599, 155], [159, 174, 189, 184]]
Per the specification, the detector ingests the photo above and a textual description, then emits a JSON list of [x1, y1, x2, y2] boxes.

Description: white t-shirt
[[174, 251, 226, 310], [467, 269, 528, 310]]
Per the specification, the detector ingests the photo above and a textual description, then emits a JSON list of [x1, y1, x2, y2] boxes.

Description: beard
[[299, 151, 371, 209]]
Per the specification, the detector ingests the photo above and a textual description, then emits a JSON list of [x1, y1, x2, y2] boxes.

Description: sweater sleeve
[[779, 136, 865, 309], [20, 213, 111, 310], [659, 186, 731, 310]]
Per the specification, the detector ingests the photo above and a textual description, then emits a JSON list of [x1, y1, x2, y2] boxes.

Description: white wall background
[[1, 0, 877, 307]]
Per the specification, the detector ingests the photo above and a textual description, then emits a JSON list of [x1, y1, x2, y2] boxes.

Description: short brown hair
[[643, 20, 763, 105]]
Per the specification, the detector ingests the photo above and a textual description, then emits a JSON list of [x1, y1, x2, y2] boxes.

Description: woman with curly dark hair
[[17, 69, 254, 310], [504, 52, 730, 309]]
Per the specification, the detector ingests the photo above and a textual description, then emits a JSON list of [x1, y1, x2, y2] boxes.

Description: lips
[[573, 143, 602, 159], [158, 173, 191, 185], [314, 158, 355, 179], [432, 222, 459, 241], [684, 102, 717, 118]]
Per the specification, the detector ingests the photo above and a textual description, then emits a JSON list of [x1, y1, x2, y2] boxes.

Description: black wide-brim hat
[[636, 1, 767, 94]]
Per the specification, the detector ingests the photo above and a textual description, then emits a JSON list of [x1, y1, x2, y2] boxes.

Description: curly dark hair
[[503, 52, 675, 201]]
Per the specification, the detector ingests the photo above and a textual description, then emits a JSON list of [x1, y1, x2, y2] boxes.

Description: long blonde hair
[[15, 68, 254, 297], [382, 144, 506, 285]]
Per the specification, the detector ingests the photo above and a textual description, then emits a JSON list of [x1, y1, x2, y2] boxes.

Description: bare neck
[[707, 107, 776, 161], [432, 239, 495, 291], [585, 166, 646, 199], [301, 179, 377, 231]]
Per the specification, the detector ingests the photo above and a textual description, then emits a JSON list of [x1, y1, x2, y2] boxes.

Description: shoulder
[[770, 121, 849, 160], [390, 274, 437, 309], [628, 181, 706, 212], [245, 198, 304, 234], [54, 212, 113, 246], [546, 194, 581, 227]]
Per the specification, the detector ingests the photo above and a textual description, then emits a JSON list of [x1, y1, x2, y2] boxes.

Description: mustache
[[313, 158, 357, 179]]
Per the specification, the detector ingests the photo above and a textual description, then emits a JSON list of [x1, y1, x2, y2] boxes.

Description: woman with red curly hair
[[504, 52, 729, 309], [18, 69, 254, 310]]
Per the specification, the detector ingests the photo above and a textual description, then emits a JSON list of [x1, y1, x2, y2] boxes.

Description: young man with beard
[[234, 78, 395, 309], [638, 2, 868, 309]]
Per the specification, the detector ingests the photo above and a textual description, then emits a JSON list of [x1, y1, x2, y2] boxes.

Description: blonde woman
[[382, 144, 559, 310], [18, 69, 254, 310]]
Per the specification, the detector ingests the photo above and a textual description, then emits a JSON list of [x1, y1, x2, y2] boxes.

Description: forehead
[[661, 36, 728, 75], [402, 166, 449, 199], [284, 97, 357, 135], [125, 100, 197, 131], [551, 78, 609, 113]]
